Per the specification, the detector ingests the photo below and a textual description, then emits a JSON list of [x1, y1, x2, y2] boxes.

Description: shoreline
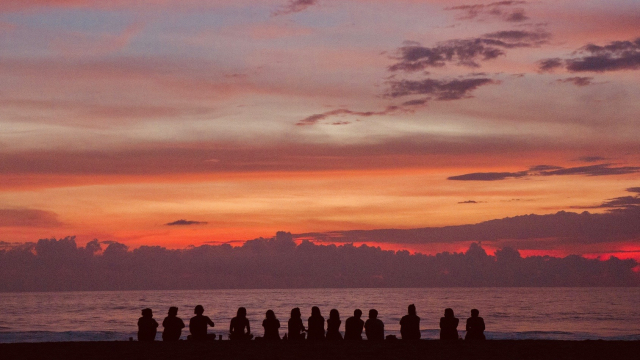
[[2, 340, 639, 360]]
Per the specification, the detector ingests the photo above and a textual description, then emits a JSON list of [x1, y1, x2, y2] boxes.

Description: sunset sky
[[1, 0, 639, 260]]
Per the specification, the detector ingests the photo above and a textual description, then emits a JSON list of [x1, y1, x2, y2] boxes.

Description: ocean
[[0, 288, 639, 343]]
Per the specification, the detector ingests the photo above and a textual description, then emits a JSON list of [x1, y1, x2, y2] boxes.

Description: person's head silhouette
[[266, 310, 276, 320], [329, 309, 340, 320], [168, 307, 178, 316], [142, 308, 153, 318], [311, 306, 321, 317], [408, 304, 416, 316], [368, 309, 378, 319], [471, 309, 479, 317], [194, 305, 204, 315], [444, 308, 454, 318], [291, 307, 301, 319], [354, 309, 362, 319], [237, 307, 247, 318]]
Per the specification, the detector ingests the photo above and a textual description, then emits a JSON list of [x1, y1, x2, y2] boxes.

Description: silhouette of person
[[162, 307, 185, 341], [288, 307, 306, 341], [262, 310, 280, 341], [364, 309, 384, 341], [189, 305, 214, 341], [326, 309, 343, 340], [344, 309, 364, 341], [137, 308, 159, 342], [307, 306, 325, 340], [230, 307, 253, 340], [400, 304, 421, 340], [465, 309, 486, 340], [439, 308, 459, 340]]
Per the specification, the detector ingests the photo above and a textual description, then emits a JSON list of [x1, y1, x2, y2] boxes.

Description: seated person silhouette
[[326, 309, 343, 340], [162, 306, 185, 341], [364, 309, 384, 341], [400, 304, 421, 340], [262, 309, 281, 341], [439, 308, 459, 340], [189, 305, 215, 341], [344, 309, 364, 340], [307, 306, 325, 340], [230, 307, 253, 340], [287, 307, 306, 341], [465, 309, 486, 340], [138, 308, 159, 341]]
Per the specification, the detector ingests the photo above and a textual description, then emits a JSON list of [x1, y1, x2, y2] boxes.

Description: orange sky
[[1, 0, 639, 259]]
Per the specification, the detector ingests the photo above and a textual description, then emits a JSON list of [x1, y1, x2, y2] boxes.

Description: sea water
[[0, 288, 639, 343]]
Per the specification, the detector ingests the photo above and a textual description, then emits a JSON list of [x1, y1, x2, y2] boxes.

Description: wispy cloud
[[386, 77, 497, 100], [296, 106, 400, 126], [445, 1, 530, 23], [273, 0, 318, 16]]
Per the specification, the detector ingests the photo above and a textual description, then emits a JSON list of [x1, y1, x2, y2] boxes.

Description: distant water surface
[[1, 288, 639, 343]]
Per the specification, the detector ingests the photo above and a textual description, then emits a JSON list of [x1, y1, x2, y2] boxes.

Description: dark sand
[[1, 340, 639, 360]]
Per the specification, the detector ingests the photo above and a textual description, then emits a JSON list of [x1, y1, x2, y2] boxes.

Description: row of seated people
[[138, 305, 485, 342]]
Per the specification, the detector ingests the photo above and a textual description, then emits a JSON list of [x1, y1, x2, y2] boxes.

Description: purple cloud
[[539, 38, 640, 73]]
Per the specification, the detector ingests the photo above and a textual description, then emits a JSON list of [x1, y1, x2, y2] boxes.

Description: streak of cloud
[[449, 163, 640, 181]]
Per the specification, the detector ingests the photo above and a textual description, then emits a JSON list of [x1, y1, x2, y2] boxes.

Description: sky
[[1, 0, 640, 261]]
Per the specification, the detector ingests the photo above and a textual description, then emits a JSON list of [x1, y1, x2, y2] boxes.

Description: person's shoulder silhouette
[[288, 307, 306, 341], [465, 309, 486, 341], [138, 308, 159, 342], [400, 304, 421, 340], [262, 309, 281, 341], [230, 307, 252, 340], [344, 309, 364, 341], [307, 306, 325, 340], [189, 305, 214, 341], [439, 308, 459, 341], [326, 309, 343, 340], [364, 309, 384, 341], [162, 306, 185, 341]]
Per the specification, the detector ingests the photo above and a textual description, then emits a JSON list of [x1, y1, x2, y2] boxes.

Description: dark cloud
[[390, 32, 549, 71], [540, 164, 640, 176], [401, 98, 430, 106], [296, 106, 400, 126], [0, 232, 637, 291], [449, 163, 640, 181], [0, 208, 62, 228], [448, 171, 528, 181], [539, 38, 640, 73], [458, 200, 478, 204], [557, 77, 594, 86], [165, 219, 208, 226], [299, 207, 640, 248], [627, 187, 640, 194], [445, 1, 530, 23], [537, 58, 563, 72], [273, 0, 318, 16], [386, 78, 496, 100]]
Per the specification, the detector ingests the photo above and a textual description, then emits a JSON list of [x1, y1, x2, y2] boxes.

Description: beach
[[1, 340, 638, 360]]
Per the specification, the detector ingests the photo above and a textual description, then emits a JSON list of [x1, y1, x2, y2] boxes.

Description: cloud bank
[[1, 232, 638, 291]]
